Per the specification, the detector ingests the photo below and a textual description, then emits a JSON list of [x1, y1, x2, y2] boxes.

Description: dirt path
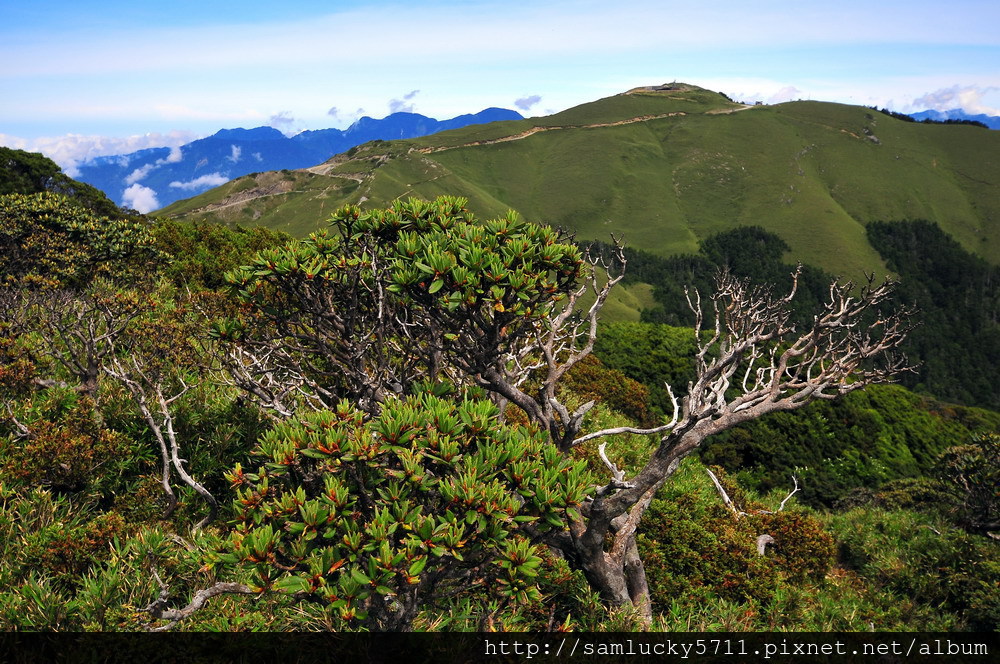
[[191, 103, 757, 215], [411, 105, 755, 154], [413, 112, 691, 154]]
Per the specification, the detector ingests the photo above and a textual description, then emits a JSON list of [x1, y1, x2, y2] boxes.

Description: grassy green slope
[[160, 85, 1000, 281], [160, 169, 362, 236]]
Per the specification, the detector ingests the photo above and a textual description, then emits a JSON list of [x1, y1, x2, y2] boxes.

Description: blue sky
[[3, 0, 999, 170]]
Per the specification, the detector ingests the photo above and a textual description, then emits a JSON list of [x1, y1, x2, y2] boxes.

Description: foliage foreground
[[1, 190, 997, 632]]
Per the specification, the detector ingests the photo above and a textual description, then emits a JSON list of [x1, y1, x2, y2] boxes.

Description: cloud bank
[[125, 163, 157, 185], [912, 84, 1000, 115], [122, 145, 184, 186], [0, 132, 195, 176], [121, 183, 160, 213], [268, 111, 298, 135], [767, 86, 802, 104], [169, 173, 230, 191]]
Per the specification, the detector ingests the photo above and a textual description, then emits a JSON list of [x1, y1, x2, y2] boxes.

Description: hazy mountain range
[[72, 108, 523, 212], [907, 108, 1000, 129], [68, 99, 999, 216]]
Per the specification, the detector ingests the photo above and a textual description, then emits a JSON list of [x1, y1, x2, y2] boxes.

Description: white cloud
[[389, 90, 420, 114], [912, 84, 1000, 115], [227, 144, 242, 163], [515, 95, 542, 112], [268, 111, 298, 135], [169, 173, 230, 191], [121, 183, 160, 213], [0, 131, 195, 176], [125, 163, 157, 185], [123, 145, 186, 185], [767, 86, 803, 104], [690, 78, 805, 106]]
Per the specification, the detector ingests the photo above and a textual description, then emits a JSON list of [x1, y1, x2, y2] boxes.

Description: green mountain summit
[[160, 83, 1000, 280]]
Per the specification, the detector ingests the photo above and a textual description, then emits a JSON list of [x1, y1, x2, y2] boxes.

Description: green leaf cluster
[[231, 195, 583, 315], [216, 390, 592, 629], [327, 197, 585, 315], [0, 192, 162, 288], [219, 196, 586, 404]]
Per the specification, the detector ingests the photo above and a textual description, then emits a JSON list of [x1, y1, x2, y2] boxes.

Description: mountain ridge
[[210, 127, 288, 141], [160, 84, 1000, 282], [907, 108, 1000, 129], [72, 107, 523, 212]]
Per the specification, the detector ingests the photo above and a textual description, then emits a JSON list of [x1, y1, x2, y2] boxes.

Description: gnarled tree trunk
[[555, 268, 913, 619]]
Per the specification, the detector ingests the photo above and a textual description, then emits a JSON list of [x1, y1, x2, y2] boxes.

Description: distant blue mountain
[[211, 127, 288, 141], [908, 108, 1000, 129], [75, 108, 523, 212]]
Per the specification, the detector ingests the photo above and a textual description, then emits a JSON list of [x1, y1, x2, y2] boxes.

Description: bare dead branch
[[104, 357, 178, 519], [776, 475, 800, 512], [12, 286, 152, 399], [571, 382, 680, 446], [598, 442, 628, 486], [144, 569, 258, 632], [706, 468, 744, 519], [156, 379, 219, 531], [104, 355, 218, 529], [469, 237, 631, 451], [609, 482, 659, 564], [567, 268, 914, 613], [2, 402, 32, 440]]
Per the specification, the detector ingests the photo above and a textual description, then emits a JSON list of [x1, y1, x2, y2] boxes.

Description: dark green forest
[[1, 151, 997, 632], [602, 222, 1000, 411]]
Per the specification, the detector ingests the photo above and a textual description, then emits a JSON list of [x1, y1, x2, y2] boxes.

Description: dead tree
[[0, 285, 150, 399], [104, 356, 218, 530], [164, 197, 914, 626], [555, 267, 914, 621], [102, 303, 220, 530], [209, 341, 332, 420]]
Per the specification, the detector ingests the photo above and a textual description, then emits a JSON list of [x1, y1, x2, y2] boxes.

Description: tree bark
[[623, 536, 652, 623], [566, 453, 687, 626]]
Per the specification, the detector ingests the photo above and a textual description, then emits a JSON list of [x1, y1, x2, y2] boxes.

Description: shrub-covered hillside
[[1, 154, 997, 633]]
